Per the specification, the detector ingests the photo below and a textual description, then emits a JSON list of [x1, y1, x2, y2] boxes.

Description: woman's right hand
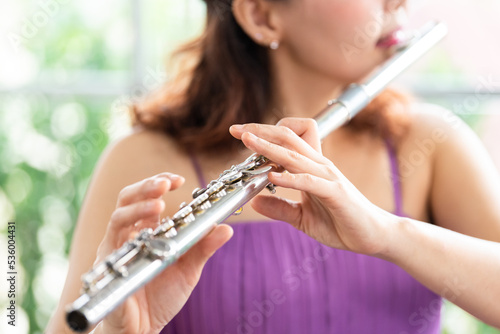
[[230, 119, 397, 257], [91, 173, 233, 334]]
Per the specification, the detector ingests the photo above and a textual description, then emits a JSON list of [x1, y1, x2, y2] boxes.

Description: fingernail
[[270, 172, 282, 178], [231, 124, 243, 131], [169, 174, 181, 181], [175, 176, 185, 183]]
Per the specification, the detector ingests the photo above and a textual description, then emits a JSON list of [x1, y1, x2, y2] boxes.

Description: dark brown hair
[[132, 0, 411, 154]]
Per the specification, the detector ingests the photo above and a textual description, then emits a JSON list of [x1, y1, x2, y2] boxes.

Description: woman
[[47, 0, 500, 333]]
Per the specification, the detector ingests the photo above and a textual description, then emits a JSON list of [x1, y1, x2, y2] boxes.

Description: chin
[[334, 67, 378, 85], [340, 53, 389, 83]]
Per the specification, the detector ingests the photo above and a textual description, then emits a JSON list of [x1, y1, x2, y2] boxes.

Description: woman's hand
[[230, 118, 395, 256], [93, 173, 233, 334]]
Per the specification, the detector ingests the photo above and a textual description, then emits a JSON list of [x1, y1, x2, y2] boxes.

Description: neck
[[267, 51, 347, 122]]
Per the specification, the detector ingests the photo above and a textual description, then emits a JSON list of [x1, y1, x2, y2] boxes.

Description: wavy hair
[[131, 0, 411, 154]]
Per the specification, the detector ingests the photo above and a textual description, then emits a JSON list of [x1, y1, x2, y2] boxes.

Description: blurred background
[[0, 0, 499, 333]]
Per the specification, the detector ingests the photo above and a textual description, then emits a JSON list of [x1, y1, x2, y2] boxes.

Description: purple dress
[[161, 143, 442, 334]]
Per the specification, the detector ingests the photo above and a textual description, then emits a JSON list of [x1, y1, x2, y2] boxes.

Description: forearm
[[380, 216, 500, 328]]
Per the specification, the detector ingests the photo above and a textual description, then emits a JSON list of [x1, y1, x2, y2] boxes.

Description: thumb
[[176, 224, 233, 271], [250, 195, 303, 229]]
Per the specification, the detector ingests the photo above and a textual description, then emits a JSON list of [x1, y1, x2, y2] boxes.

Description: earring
[[269, 40, 280, 50]]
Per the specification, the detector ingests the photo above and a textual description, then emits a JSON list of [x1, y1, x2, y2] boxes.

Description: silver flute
[[66, 21, 448, 332]]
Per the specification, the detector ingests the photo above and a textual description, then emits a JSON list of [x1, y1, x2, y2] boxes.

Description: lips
[[376, 28, 408, 48]]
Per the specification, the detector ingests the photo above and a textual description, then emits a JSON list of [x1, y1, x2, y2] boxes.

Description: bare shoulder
[[405, 102, 464, 140], [407, 105, 500, 238], [93, 129, 205, 216], [92, 128, 202, 192], [400, 102, 500, 237], [408, 101, 492, 161], [398, 102, 477, 160], [84, 129, 194, 221], [100, 129, 185, 178], [392, 102, 478, 220]]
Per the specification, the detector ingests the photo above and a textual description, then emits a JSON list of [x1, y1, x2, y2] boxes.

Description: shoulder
[[405, 102, 469, 143], [406, 105, 500, 239], [397, 101, 493, 179], [80, 128, 197, 225], [391, 102, 497, 223], [84, 129, 192, 214], [104, 129, 179, 164], [403, 102, 489, 163], [398, 102, 478, 162], [97, 129, 188, 181]]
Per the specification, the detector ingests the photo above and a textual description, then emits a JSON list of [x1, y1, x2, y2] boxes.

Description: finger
[[96, 198, 166, 263], [268, 171, 340, 200], [230, 123, 324, 162], [116, 173, 184, 208], [134, 215, 161, 229], [113, 214, 167, 252], [110, 199, 165, 231], [240, 132, 329, 177], [276, 117, 322, 153], [176, 224, 233, 274], [250, 195, 303, 229]]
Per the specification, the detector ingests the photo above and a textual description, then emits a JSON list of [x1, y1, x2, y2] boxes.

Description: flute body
[[66, 21, 448, 332]]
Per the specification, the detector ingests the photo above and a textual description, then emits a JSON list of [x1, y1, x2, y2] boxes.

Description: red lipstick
[[376, 29, 408, 48]]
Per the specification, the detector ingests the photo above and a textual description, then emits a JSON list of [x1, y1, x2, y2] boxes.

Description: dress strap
[[385, 140, 404, 216], [189, 154, 207, 188]]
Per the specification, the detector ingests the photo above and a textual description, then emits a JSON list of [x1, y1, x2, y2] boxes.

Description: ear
[[232, 0, 283, 46]]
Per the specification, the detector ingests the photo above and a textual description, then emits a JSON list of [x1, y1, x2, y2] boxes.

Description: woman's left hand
[[230, 118, 396, 256], [93, 173, 233, 334]]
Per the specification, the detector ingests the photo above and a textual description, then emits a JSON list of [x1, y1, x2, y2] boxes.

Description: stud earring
[[269, 40, 280, 50]]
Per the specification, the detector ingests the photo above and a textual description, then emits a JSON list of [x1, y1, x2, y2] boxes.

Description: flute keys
[[161, 217, 175, 227], [146, 238, 177, 259], [192, 187, 206, 198], [164, 227, 178, 238], [199, 201, 212, 210], [187, 191, 212, 213], [191, 192, 210, 208], [154, 218, 175, 235], [183, 213, 196, 224], [81, 274, 95, 293], [219, 170, 243, 184], [206, 181, 225, 195], [117, 266, 129, 278], [255, 155, 269, 166], [173, 205, 193, 221], [235, 154, 258, 170], [242, 165, 272, 175], [266, 183, 276, 194], [204, 181, 227, 200], [137, 229, 154, 241], [213, 189, 227, 198]]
